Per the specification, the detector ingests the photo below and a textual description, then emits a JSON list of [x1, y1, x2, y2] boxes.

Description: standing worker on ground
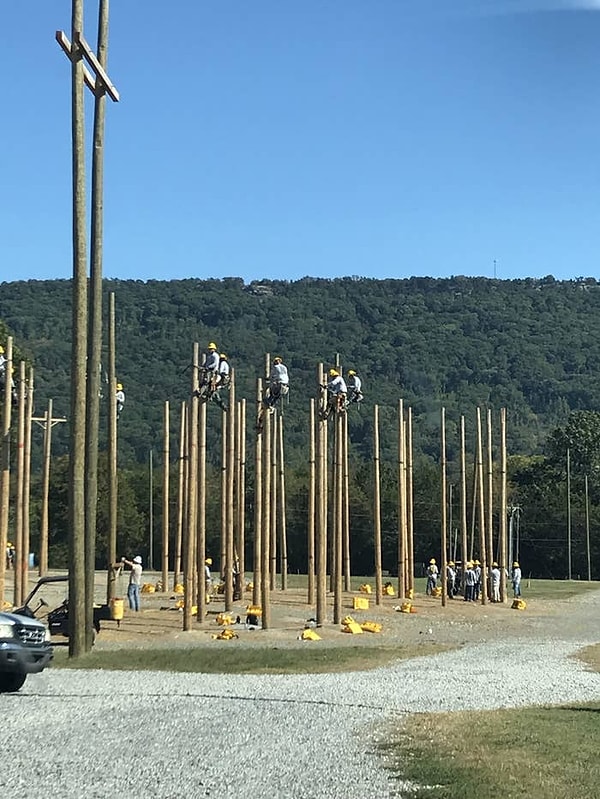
[[464, 561, 476, 601], [426, 558, 439, 595], [204, 557, 213, 599], [473, 559, 482, 601], [491, 562, 501, 602], [446, 561, 456, 598], [511, 561, 522, 598], [120, 555, 143, 612]]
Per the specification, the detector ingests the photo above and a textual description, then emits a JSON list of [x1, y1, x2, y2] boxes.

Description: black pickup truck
[[0, 610, 53, 692]]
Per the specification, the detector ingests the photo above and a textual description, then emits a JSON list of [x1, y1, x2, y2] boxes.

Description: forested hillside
[[0, 275, 598, 463], [2, 275, 600, 577]]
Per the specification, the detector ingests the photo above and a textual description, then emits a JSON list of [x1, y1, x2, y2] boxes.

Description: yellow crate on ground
[[353, 596, 369, 610], [511, 598, 527, 610], [359, 583, 372, 594], [342, 620, 363, 635], [361, 621, 382, 634]]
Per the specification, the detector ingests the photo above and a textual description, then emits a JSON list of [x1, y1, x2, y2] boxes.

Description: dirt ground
[[4, 568, 572, 652]]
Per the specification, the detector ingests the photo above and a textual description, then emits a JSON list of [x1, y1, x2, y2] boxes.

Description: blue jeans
[[128, 583, 140, 611], [513, 581, 521, 597]]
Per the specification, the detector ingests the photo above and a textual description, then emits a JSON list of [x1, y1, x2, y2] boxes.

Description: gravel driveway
[[3, 590, 600, 799]]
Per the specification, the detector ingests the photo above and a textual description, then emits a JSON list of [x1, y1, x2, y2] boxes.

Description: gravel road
[[3, 590, 600, 799]]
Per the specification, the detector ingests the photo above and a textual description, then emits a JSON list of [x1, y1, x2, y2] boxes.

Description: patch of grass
[[382, 704, 600, 799], [51, 642, 449, 674], [577, 643, 600, 674], [520, 580, 600, 601]]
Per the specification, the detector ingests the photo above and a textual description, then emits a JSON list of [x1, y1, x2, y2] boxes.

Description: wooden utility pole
[[567, 447, 572, 580], [22, 368, 34, 600], [161, 401, 170, 592], [278, 413, 288, 591], [476, 409, 487, 605], [64, 0, 88, 658], [373, 405, 383, 605], [149, 450, 154, 570], [84, 0, 112, 653], [261, 386, 272, 629], [39, 400, 53, 576], [397, 399, 406, 600], [253, 379, 263, 607], [220, 411, 227, 583], [175, 403, 186, 587], [174, 401, 186, 588], [236, 399, 246, 598], [333, 411, 343, 624], [307, 399, 316, 605], [406, 407, 414, 593], [34, 403, 67, 576], [225, 375, 235, 611], [183, 345, 199, 631], [499, 408, 508, 601], [14, 363, 26, 607], [460, 416, 468, 573], [57, 0, 120, 657], [106, 292, 117, 603], [316, 364, 327, 626], [269, 407, 277, 592], [0, 337, 13, 605], [197, 399, 207, 620], [440, 407, 447, 608], [486, 408, 494, 600], [342, 411, 351, 592], [585, 474, 592, 581]]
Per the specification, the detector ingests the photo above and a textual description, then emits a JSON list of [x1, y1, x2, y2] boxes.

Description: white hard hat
[[133, 555, 142, 564]]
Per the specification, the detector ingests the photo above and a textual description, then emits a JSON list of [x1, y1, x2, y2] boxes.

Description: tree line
[[1, 275, 600, 576]]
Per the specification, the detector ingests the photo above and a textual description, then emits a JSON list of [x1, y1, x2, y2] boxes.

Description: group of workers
[[196, 341, 365, 417], [322, 368, 363, 417], [427, 557, 522, 601], [3, 336, 366, 422]]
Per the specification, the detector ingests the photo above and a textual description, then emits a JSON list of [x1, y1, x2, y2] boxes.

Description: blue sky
[[2, 0, 600, 284]]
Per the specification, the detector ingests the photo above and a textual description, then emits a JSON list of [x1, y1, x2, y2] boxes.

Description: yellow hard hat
[[273, 356, 282, 364], [7, 542, 12, 548], [492, 562, 498, 567], [348, 369, 356, 376], [208, 342, 217, 350], [116, 383, 123, 391], [429, 558, 436, 564], [513, 561, 520, 567], [220, 353, 228, 359], [205, 558, 212, 565], [329, 368, 339, 377], [448, 561, 455, 566], [474, 560, 480, 566], [0, 345, 4, 354]]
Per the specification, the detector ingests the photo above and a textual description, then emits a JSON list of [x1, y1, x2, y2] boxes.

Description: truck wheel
[[0, 672, 27, 693]]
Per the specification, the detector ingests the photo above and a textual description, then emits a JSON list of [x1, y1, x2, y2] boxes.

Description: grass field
[[383, 703, 600, 799], [51, 642, 449, 673]]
